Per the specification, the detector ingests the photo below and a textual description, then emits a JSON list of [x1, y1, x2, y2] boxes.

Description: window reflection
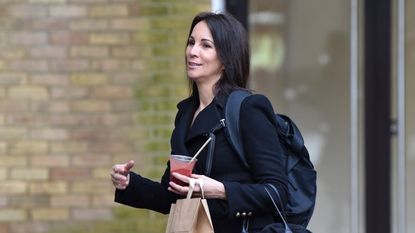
[[406, 0, 415, 231], [249, 1, 353, 232]]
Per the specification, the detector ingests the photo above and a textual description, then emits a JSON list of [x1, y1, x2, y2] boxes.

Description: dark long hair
[[186, 12, 250, 100]]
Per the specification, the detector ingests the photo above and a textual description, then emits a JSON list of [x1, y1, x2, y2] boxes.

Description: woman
[[111, 12, 289, 233]]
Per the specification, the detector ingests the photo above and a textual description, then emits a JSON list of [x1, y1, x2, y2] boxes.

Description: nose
[[188, 44, 199, 57]]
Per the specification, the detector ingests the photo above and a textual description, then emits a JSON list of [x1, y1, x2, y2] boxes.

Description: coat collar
[[171, 94, 224, 156], [186, 100, 221, 141]]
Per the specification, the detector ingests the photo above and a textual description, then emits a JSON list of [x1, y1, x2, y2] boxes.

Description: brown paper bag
[[165, 179, 214, 233]]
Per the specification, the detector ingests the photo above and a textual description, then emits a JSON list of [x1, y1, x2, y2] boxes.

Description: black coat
[[115, 92, 289, 233]]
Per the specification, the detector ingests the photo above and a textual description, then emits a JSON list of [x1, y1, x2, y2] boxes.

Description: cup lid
[[170, 154, 195, 161]]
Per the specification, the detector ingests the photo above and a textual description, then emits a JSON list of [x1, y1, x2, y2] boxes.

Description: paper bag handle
[[186, 179, 205, 199], [186, 179, 195, 199]]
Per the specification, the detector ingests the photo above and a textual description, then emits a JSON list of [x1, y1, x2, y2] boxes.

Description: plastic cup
[[169, 154, 197, 186]]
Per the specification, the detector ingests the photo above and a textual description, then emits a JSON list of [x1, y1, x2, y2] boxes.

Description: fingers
[[168, 181, 189, 195], [168, 186, 202, 198], [113, 160, 135, 175], [168, 173, 223, 199], [111, 172, 127, 183], [190, 174, 202, 179], [171, 172, 191, 184], [168, 173, 192, 196], [168, 174, 206, 197], [111, 172, 130, 190], [111, 160, 134, 190]]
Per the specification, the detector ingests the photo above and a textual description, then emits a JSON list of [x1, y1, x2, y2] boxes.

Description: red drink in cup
[[169, 154, 197, 186]]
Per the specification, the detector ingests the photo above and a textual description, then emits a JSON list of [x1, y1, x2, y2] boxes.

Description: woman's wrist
[[213, 182, 227, 200]]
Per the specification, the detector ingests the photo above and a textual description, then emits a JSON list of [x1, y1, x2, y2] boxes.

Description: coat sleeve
[[114, 99, 189, 214], [222, 94, 289, 219], [114, 168, 178, 214]]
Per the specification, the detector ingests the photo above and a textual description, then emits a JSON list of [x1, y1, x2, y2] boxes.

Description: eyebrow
[[201, 38, 214, 44], [189, 36, 214, 44]]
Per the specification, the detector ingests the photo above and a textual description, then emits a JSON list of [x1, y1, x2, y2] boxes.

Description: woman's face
[[186, 21, 223, 84]]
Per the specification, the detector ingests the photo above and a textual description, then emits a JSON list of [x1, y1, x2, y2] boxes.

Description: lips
[[188, 61, 202, 67]]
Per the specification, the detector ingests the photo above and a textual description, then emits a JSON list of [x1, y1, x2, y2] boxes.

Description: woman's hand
[[110, 160, 135, 190], [168, 173, 227, 200]]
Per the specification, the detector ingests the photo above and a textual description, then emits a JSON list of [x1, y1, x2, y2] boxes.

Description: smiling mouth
[[188, 62, 202, 67]]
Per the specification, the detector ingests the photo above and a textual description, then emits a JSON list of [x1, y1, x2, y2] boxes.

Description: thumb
[[123, 160, 135, 173]]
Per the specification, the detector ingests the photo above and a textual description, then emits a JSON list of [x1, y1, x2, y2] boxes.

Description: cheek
[[205, 53, 219, 64], [211, 56, 222, 69]]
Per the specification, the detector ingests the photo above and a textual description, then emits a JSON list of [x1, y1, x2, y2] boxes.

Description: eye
[[187, 38, 195, 46], [202, 43, 212, 48]]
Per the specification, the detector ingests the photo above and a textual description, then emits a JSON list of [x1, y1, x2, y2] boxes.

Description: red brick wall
[[0, 1, 210, 232]]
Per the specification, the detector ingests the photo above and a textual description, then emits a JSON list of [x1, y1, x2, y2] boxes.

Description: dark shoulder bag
[[242, 184, 311, 233]]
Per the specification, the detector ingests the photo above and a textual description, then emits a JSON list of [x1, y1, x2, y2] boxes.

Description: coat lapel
[[170, 95, 224, 156], [170, 96, 197, 156], [186, 102, 221, 142]]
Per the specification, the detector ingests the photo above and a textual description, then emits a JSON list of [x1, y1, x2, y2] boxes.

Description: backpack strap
[[277, 114, 305, 155], [276, 114, 313, 171], [204, 119, 226, 176], [224, 90, 251, 169]]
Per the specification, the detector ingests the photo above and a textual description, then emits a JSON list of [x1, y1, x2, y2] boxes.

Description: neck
[[192, 73, 221, 110], [196, 83, 215, 110], [196, 82, 215, 111]]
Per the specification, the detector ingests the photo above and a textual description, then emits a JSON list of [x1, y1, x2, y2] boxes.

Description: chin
[[186, 73, 200, 80], [187, 76, 200, 82]]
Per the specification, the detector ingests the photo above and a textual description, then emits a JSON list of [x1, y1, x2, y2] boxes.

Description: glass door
[[406, 1, 415, 230], [244, 0, 413, 232], [392, 0, 415, 232], [247, 1, 363, 232]]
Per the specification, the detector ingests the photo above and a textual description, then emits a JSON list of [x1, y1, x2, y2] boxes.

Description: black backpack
[[224, 90, 317, 227]]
